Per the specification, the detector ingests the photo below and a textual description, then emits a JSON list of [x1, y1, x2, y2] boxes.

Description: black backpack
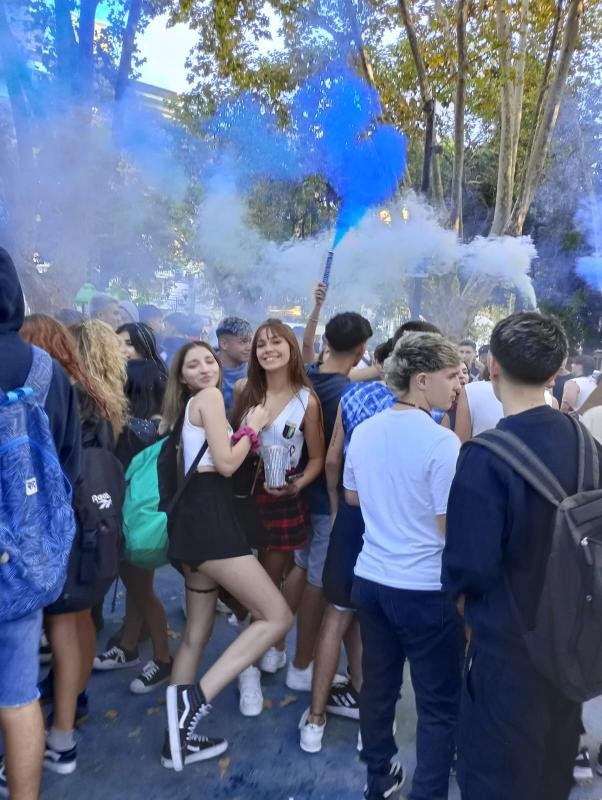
[[472, 416, 602, 702], [47, 420, 125, 614]]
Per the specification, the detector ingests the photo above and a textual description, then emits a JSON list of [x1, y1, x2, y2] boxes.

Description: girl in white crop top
[[162, 341, 294, 756], [232, 320, 325, 669]]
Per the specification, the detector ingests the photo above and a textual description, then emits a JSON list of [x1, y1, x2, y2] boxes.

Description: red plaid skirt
[[253, 472, 310, 551]]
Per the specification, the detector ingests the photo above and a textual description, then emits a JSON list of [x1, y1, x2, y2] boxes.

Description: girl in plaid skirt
[[232, 319, 325, 672]]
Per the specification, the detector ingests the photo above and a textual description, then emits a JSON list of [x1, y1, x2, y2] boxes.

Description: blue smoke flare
[[210, 64, 406, 248]]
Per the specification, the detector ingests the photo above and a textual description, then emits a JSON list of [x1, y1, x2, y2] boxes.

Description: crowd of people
[[1, 244, 601, 800]]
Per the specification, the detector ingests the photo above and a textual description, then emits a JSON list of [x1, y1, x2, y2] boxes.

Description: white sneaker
[[286, 661, 313, 691], [299, 707, 326, 753], [357, 729, 362, 753], [238, 666, 263, 717], [259, 647, 286, 673]]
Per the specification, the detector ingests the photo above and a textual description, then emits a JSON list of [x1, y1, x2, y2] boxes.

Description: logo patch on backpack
[[25, 478, 38, 496], [92, 492, 113, 510]]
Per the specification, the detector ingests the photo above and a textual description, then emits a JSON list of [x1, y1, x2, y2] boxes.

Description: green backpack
[[122, 423, 209, 570], [122, 437, 170, 569]]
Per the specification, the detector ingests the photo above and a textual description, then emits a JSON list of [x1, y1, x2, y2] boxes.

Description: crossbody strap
[[165, 440, 209, 516]]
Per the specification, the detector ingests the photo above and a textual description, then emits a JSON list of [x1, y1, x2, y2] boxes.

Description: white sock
[[47, 726, 75, 752]]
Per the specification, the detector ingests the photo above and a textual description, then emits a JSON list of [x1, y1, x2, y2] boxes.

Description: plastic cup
[[263, 445, 289, 489]]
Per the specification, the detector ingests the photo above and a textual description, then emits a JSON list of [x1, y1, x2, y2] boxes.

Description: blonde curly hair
[[70, 320, 129, 436], [385, 331, 461, 396]]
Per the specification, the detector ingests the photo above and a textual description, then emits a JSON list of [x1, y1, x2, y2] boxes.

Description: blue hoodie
[[0, 248, 81, 483]]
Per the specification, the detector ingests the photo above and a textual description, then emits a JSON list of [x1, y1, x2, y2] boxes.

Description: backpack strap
[[569, 414, 600, 491], [25, 346, 53, 406], [470, 429, 567, 507]]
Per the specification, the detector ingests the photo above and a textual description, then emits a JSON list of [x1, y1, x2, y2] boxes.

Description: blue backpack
[[0, 347, 77, 622]]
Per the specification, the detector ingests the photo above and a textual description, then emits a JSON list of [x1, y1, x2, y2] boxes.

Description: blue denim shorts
[[294, 513, 331, 587], [0, 609, 42, 708]]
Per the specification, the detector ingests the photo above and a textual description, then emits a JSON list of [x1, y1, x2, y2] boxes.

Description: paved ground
[[39, 565, 602, 800]]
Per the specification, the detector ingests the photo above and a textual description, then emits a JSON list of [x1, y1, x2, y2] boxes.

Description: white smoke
[[197, 184, 538, 316]]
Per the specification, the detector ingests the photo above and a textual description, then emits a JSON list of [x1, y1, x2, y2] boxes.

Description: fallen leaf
[[279, 695, 298, 708], [105, 709, 118, 721], [146, 707, 160, 716], [218, 756, 231, 779], [128, 727, 142, 738], [262, 698, 273, 710]]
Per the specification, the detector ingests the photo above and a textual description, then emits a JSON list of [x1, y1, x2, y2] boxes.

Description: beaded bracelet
[[232, 425, 261, 453]]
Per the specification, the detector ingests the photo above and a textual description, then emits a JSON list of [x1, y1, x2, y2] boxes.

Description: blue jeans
[[351, 577, 463, 800], [0, 609, 42, 707]]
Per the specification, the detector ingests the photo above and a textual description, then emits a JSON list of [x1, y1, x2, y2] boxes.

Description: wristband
[[232, 425, 261, 453]]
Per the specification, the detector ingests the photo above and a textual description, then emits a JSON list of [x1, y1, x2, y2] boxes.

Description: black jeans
[[457, 645, 581, 800], [352, 576, 464, 800]]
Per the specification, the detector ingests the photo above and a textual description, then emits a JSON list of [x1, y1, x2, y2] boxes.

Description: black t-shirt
[[305, 363, 350, 514], [442, 405, 602, 659], [553, 372, 574, 405]]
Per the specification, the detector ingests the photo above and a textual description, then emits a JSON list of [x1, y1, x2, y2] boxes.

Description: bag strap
[[165, 439, 209, 516], [25, 346, 53, 405], [569, 414, 600, 492], [470, 429, 566, 507]]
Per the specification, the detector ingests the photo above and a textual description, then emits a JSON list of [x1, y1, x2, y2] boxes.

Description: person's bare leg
[[75, 610, 96, 693], [120, 565, 170, 663], [45, 614, 81, 731], [259, 549, 294, 653], [0, 703, 44, 800], [293, 583, 326, 669], [170, 568, 218, 685], [343, 616, 363, 691], [276, 564, 307, 651], [308, 606, 354, 724], [282, 564, 307, 616], [197, 555, 293, 702]]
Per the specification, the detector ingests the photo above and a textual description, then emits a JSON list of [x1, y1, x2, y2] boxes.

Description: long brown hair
[[21, 314, 110, 423], [160, 341, 223, 434], [70, 320, 129, 437], [232, 319, 312, 427]]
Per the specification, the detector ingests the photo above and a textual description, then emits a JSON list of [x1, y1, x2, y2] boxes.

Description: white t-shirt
[[465, 380, 504, 435], [572, 376, 597, 411], [344, 408, 461, 591]]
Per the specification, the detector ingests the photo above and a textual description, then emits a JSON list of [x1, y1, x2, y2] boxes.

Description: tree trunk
[[397, 0, 438, 202], [514, 0, 563, 213], [507, 0, 583, 235], [509, 0, 530, 183], [490, 0, 515, 235], [76, 0, 101, 101], [449, 0, 468, 233], [115, 0, 144, 102]]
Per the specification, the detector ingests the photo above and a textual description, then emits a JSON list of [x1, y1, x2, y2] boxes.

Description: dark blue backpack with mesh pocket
[[0, 347, 77, 621]]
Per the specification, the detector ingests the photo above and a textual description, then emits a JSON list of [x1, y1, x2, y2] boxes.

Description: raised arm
[[302, 283, 327, 365]]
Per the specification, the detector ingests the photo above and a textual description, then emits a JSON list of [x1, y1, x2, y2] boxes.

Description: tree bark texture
[[507, 0, 583, 234], [115, 0, 144, 102], [449, 0, 468, 233], [490, 0, 516, 235], [396, 0, 443, 204]]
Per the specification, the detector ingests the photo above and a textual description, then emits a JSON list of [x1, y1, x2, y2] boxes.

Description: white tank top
[[182, 399, 233, 472], [465, 380, 504, 436], [259, 388, 310, 470]]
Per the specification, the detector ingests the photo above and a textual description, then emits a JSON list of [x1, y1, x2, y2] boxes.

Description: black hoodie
[[0, 248, 81, 484]]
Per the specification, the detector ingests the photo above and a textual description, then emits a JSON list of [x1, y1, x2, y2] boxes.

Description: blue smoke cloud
[[208, 63, 406, 248], [575, 199, 602, 292]]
